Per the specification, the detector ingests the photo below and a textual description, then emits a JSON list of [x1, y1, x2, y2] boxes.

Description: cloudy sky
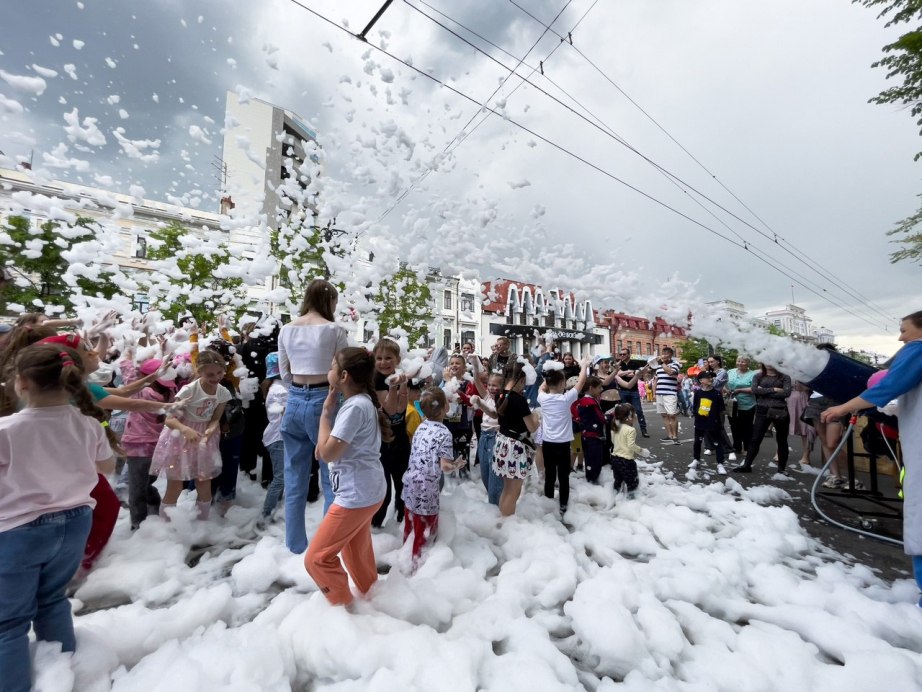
[[2, 0, 921, 356]]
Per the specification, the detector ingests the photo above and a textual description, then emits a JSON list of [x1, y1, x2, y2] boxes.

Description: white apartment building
[[0, 165, 275, 312], [221, 90, 319, 228]]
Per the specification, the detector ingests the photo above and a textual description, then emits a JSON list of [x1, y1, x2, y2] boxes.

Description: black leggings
[[729, 408, 756, 455], [744, 409, 790, 471], [612, 455, 639, 492], [542, 441, 571, 508], [372, 429, 410, 527]]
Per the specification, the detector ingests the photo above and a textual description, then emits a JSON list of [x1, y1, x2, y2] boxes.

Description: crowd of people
[[0, 284, 919, 691]]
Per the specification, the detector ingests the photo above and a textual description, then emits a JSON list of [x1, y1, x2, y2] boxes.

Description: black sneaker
[[641, 431, 650, 438], [661, 437, 673, 443], [673, 438, 681, 445]]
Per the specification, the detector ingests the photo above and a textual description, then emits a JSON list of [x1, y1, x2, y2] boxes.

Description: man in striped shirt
[[654, 346, 681, 445]]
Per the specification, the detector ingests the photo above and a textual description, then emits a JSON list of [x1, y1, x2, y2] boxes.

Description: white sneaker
[[717, 463, 727, 475], [728, 452, 737, 462], [688, 459, 700, 469], [704, 449, 712, 456]]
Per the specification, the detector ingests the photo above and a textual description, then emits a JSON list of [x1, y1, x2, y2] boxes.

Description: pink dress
[[150, 380, 231, 481]]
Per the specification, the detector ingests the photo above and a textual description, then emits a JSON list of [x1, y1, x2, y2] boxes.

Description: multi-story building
[[479, 279, 607, 358], [432, 272, 482, 351], [221, 90, 319, 227], [597, 311, 687, 359], [0, 164, 274, 312]]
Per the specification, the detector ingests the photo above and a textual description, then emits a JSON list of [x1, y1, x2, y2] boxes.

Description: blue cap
[[265, 352, 280, 379]]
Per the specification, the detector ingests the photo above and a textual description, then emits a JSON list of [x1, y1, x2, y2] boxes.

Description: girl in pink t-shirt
[[151, 351, 231, 520], [0, 344, 114, 692], [120, 358, 177, 529]]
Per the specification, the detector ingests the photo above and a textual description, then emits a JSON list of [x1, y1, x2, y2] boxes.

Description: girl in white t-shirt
[[306, 347, 390, 606], [0, 344, 114, 692], [537, 355, 589, 515], [151, 350, 231, 520]]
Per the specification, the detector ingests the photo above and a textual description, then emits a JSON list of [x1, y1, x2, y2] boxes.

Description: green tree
[[1, 214, 119, 315], [144, 221, 246, 323], [270, 214, 326, 303], [676, 336, 739, 369], [857, 0, 922, 264], [370, 264, 432, 346]]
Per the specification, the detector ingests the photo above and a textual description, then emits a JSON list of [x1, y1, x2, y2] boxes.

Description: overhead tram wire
[[504, 0, 898, 324], [412, 2, 893, 330], [404, 2, 892, 331], [403, 3, 892, 330], [372, 0, 574, 227], [284, 0, 891, 331]]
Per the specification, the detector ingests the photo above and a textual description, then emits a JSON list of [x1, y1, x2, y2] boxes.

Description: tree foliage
[[857, 0, 922, 264], [144, 221, 246, 323], [270, 214, 344, 308], [1, 214, 120, 315], [370, 264, 433, 346]]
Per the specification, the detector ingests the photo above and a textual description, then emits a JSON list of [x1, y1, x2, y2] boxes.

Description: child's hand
[[469, 394, 481, 408], [453, 455, 466, 470], [182, 427, 201, 443], [639, 448, 651, 458]]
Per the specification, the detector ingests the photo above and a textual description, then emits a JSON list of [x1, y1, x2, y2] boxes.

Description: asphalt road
[[636, 401, 910, 584]]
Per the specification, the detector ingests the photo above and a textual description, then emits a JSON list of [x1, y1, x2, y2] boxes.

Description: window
[[135, 236, 147, 259], [616, 339, 623, 353], [443, 290, 452, 310], [635, 341, 641, 353], [461, 330, 475, 348], [460, 293, 474, 312], [443, 328, 452, 349], [655, 345, 661, 356], [363, 327, 376, 343], [545, 314, 555, 328], [132, 293, 150, 313]]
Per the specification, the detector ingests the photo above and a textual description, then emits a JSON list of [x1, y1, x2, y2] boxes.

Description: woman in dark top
[[732, 364, 792, 474], [492, 359, 540, 517]]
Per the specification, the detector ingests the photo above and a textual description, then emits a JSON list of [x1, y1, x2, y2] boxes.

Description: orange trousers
[[304, 502, 381, 605]]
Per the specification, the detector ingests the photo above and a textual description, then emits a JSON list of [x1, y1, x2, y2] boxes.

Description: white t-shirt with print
[[329, 393, 386, 510], [174, 380, 232, 423]]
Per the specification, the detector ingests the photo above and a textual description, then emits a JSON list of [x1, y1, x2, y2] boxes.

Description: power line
[[412, 1, 893, 329], [283, 0, 891, 331], [373, 0, 575, 227], [401, 1, 891, 330], [504, 0, 897, 324]]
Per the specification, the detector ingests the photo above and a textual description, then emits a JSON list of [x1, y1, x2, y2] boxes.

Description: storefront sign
[[489, 323, 603, 345]]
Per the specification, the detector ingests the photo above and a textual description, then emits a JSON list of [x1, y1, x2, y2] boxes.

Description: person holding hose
[[822, 311, 922, 604]]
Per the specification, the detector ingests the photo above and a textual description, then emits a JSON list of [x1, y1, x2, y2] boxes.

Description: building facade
[[479, 279, 608, 359], [597, 311, 687, 359]]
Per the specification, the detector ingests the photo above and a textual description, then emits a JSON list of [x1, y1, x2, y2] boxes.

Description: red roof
[[480, 279, 576, 314]]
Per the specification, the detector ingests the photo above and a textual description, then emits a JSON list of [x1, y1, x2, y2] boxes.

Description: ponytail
[[337, 347, 394, 444], [610, 403, 634, 432]]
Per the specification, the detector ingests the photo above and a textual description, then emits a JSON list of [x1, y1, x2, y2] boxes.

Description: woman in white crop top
[[278, 279, 350, 553]]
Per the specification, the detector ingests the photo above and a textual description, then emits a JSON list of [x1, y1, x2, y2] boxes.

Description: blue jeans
[[281, 386, 331, 553], [262, 440, 285, 517], [0, 505, 92, 692], [618, 389, 647, 433], [913, 556, 922, 607], [477, 429, 502, 505]]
